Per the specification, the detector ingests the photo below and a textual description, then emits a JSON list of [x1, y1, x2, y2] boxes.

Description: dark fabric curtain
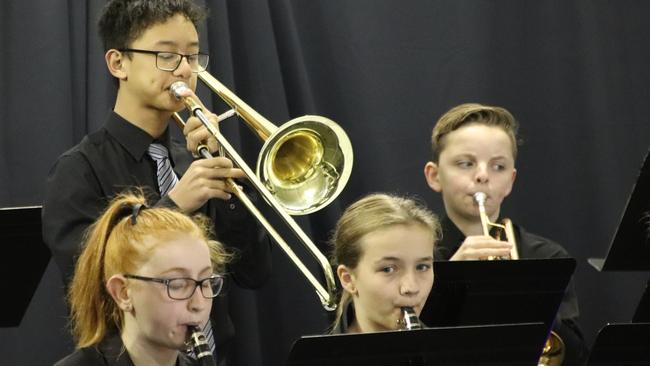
[[1, 1, 649, 365]]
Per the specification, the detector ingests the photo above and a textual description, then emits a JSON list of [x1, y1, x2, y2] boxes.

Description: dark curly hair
[[98, 0, 207, 51]]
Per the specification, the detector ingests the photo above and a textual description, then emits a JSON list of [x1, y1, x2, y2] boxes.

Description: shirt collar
[[97, 333, 134, 366], [98, 332, 188, 366], [104, 111, 173, 162]]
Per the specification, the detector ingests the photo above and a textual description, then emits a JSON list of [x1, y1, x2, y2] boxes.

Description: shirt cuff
[[155, 194, 181, 210]]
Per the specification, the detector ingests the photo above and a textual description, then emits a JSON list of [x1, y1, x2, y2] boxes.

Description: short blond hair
[[430, 103, 519, 162]]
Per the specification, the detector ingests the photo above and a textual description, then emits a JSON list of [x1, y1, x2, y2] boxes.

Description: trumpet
[[170, 71, 353, 310], [473, 192, 564, 365], [473, 192, 518, 260], [538, 332, 566, 366]]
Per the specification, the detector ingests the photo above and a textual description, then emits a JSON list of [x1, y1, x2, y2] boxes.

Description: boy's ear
[[337, 265, 357, 295], [106, 274, 133, 312], [105, 49, 128, 80], [424, 161, 443, 192]]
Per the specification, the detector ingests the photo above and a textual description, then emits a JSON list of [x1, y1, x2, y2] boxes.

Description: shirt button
[[229, 203, 236, 210]]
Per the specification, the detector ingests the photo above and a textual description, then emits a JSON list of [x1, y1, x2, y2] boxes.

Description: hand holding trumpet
[[449, 235, 513, 261], [450, 192, 516, 261]]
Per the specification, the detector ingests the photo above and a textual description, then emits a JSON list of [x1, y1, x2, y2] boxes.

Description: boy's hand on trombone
[[168, 157, 246, 213], [172, 85, 221, 155], [184, 112, 221, 155], [450, 235, 512, 261]]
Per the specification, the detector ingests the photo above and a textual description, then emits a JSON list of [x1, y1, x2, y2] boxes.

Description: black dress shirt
[[54, 333, 197, 366], [434, 216, 588, 366], [42, 111, 272, 359]]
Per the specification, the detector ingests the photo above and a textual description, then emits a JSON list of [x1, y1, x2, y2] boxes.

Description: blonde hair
[[68, 191, 230, 348], [430, 103, 519, 162], [329, 193, 441, 332]]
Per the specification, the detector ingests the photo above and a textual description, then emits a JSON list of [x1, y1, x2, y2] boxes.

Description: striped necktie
[[202, 320, 216, 358], [147, 143, 179, 197], [148, 143, 218, 357]]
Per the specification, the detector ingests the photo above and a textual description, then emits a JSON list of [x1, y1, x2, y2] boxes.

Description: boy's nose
[[174, 56, 193, 78], [475, 164, 489, 183]]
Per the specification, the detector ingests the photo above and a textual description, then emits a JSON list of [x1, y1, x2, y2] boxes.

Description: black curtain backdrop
[[1, 1, 649, 365]]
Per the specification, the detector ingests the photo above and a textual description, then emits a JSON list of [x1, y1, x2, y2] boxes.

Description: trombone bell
[[259, 116, 352, 215], [197, 71, 353, 216]]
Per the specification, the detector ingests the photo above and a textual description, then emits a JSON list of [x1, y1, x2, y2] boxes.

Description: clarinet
[[186, 325, 217, 366], [398, 306, 423, 330]]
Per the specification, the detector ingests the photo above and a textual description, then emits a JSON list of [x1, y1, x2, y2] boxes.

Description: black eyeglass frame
[[117, 48, 209, 73], [123, 273, 224, 300]]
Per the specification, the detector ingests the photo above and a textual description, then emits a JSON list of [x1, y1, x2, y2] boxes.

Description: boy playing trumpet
[[423, 103, 588, 365]]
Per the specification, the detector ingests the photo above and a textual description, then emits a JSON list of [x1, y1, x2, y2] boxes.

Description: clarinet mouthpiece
[[186, 325, 217, 366], [399, 306, 423, 330]]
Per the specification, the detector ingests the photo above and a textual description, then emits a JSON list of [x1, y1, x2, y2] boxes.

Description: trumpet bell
[[538, 330, 565, 366], [258, 115, 353, 215]]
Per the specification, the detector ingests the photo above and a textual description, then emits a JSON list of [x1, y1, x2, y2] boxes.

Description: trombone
[[170, 72, 353, 311], [473, 192, 564, 365]]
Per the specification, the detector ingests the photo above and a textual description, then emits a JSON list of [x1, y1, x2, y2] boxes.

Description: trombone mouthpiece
[[170, 81, 190, 100]]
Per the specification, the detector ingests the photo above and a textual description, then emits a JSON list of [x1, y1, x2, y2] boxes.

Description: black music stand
[[632, 280, 650, 323], [420, 258, 576, 339], [586, 322, 650, 365], [588, 148, 650, 272], [287, 322, 546, 366], [0, 206, 51, 327], [584, 149, 650, 364]]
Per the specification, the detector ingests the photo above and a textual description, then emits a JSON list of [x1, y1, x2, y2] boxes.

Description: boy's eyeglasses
[[118, 48, 209, 73], [124, 273, 224, 300]]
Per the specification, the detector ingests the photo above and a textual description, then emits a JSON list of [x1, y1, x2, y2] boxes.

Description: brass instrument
[[186, 325, 217, 366], [538, 331, 566, 366], [398, 306, 423, 330], [170, 71, 353, 310], [473, 192, 565, 365], [473, 192, 518, 260]]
